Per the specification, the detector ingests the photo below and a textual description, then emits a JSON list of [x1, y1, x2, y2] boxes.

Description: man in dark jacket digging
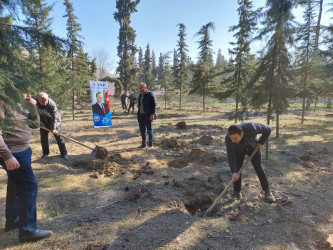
[[225, 123, 275, 203]]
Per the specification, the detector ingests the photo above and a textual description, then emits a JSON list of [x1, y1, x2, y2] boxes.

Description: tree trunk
[[203, 92, 205, 113], [301, 97, 305, 124], [72, 88, 75, 120], [314, 98, 318, 112], [313, 0, 323, 52], [179, 84, 182, 111], [266, 94, 272, 160], [164, 86, 167, 109], [235, 89, 239, 123], [276, 112, 279, 138]]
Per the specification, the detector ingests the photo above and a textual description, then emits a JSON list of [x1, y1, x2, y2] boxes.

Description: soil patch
[[176, 121, 187, 129], [160, 138, 187, 150], [96, 147, 108, 159], [197, 135, 215, 145]]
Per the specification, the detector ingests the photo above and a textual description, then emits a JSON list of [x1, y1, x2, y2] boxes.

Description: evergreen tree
[[64, 0, 87, 120], [295, 0, 317, 123], [216, 0, 258, 122], [151, 50, 158, 83], [142, 44, 154, 89], [157, 52, 173, 109], [215, 48, 227, 67], [114, 0, 140, 91], [190, 22, 221, 112], [247, 0, 294, 142], [174, 23, 189, 111]]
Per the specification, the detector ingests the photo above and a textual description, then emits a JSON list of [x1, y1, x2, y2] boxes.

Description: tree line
[[1, 0, 332, 133]]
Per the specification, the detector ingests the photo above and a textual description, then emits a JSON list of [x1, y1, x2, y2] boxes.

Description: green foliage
[[190, 22, 222, 112], [100, 76, 123, 99], [141, 43, 155, 90], [114, 0, 140, 91], [215, 0, 259, 122]]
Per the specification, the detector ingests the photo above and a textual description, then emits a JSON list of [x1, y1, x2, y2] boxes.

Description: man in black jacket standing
[[36, 92, 68, 160], [137, 83, 156, 148], [225, 123, 275, 203]]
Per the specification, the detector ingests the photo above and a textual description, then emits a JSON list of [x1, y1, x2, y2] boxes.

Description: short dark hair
[[228, 125, 243, 135], [96, 92, 102, 97]]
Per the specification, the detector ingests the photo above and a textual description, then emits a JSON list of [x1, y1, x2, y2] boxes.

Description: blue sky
[[45, 0, 331, 73]]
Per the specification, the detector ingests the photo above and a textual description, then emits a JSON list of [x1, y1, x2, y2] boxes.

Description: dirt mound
[[197, 135, 215, 145], [96, 147, 108, 159], [160, 138, 186, 150], [73, 154, 129, 177], [176, 121, 187, 129]]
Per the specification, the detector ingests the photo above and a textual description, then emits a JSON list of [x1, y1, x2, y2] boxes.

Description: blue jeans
[[0, 147, 39, 236], [138, 114, 153, 147]]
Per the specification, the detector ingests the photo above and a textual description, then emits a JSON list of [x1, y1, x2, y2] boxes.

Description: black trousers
[[40, 128, 67, 156], [233, 147, 270, 193], [128, 102, 135, 113], [121, 101, 127, 110]]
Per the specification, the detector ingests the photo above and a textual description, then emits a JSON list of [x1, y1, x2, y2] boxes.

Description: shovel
[[40, 126, 107, 158], [203, 145, 260, 217]]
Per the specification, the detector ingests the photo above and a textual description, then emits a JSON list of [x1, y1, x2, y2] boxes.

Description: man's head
[[37, 92, 49, 106], [96, 92, 103, 104], [228, 125, 244, 144], [138, 82, 147, 94]]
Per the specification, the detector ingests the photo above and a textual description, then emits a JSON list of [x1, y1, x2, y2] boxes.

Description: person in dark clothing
[[120, 92, 127, 112], [225, 123, 275, 203], [92, 92, 110, 117], [36, 92, 68, 160], [0, 94, 53, 243], [127, 92, 136, 114], [137, 83, 156, 149]]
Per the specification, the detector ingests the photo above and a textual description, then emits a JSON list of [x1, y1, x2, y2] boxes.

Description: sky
[[44, 0, 332, 74]]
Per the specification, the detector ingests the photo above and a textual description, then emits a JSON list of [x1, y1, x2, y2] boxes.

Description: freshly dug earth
[[95, 146, 108, 159], [0, 108, 332, 250]]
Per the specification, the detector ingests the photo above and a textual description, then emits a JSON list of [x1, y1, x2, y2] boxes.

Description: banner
[[90, 80, 112, 128]]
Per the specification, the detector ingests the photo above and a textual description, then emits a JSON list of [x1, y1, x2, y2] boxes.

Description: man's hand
[[257, 143, 264, 149], [149, 114, 154, 121], [51, 129, 57, 134], [24, 94, 37, 106], [232, 173, 239, 182], [5, 157, 20, 170]]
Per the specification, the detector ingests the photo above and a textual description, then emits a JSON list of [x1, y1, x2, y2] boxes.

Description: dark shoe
[[19, 229, 53, 243], [61, 155, 68, 160], [228, 192, 242, 203], [5, 222, 19, 232], [41, 154, 49, 158], [264, 191, 276, 203], [137, 145, 146, 149]]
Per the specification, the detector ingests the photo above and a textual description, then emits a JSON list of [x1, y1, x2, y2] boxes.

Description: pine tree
[[174, 23, 189, 111], [190, 22, 221, 112], [142, 44, 154, 89], [215, 49, 227, 67], [216, 0, 258, 122], [295, 0, 317, 123], [114, 0, 140, 91], [247, 0, 294, 161], [157, 52, 172, 109], [64, 0, 88, 120]]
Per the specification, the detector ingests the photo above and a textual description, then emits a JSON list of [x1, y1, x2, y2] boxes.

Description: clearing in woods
[[0, 102, 332, 249]]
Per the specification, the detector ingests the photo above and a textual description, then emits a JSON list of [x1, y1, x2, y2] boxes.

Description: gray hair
[[37, 92, 48, 99]]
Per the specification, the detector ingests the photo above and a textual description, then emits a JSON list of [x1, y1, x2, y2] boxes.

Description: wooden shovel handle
[[40, 126, 96, 151], [203, 145, 260, 217]]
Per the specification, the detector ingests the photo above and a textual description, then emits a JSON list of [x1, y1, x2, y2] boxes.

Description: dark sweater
[[36, 98, 61, 130], [137, 91, 156, 121], [225, 123, 271, 173]]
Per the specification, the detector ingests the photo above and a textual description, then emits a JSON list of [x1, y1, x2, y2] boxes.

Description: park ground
[[0, 99, 332, 249]]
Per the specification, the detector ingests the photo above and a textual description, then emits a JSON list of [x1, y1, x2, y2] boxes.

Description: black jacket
[[92, 102, 110, 117], [137, 91, 156, 121], [225, 123, 271, 173], [36, 98, 61, 130]]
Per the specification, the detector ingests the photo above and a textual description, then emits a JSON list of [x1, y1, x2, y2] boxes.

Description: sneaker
[[137, 145, 146, 149], [148, 145, 154, 149], [61, 155, 68, 160], [19, 229, 53, 243], [228, 192, 242, 203], [264, 191, 276, 203], [41, 154, 49, 158]]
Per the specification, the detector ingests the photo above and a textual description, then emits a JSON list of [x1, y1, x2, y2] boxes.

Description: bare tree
[[90, 47, 115, 79]]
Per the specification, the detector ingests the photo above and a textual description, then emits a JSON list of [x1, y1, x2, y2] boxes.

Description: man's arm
[[253, 123, 271, 145], [225, 135, 238, 173], [47, 99, 59, 131], [149, 92, 156, 121]]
